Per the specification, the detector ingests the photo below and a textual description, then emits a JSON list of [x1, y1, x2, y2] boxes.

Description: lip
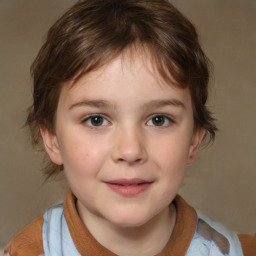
[[104, 178, 153, 197]]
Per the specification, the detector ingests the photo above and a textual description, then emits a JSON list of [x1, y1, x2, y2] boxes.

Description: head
[[27, 0, 217, 178]]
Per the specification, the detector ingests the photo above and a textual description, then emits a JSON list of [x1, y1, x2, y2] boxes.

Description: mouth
[[104, 178, 153, 197]]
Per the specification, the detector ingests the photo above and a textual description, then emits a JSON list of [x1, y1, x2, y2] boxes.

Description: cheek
[[60, 135, 109, 175], [151, 136, 191, 170]]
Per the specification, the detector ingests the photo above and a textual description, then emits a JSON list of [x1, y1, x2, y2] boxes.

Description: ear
[[187, 127, 205, 165], [40, 126, 63, 165]]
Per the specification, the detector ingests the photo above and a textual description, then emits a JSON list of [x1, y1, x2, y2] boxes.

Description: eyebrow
[[142, 99, 185, 109], [69, 98, 185, 110], [69, 99, 116, 110]]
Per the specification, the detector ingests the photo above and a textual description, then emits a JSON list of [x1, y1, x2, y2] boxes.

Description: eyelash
[[81, 114, 174, 128]]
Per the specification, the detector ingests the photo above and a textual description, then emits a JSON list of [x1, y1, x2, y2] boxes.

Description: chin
[[112, 218, 149, 228], [107, 210, 153, 228]]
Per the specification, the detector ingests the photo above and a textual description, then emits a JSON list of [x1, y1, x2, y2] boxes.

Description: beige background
[[0, 0, 255, 248]]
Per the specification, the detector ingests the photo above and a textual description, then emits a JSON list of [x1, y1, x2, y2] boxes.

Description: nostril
[[135, 158, 143, 163], [111, 134, 147, 164], [117, 156, 144, 165]]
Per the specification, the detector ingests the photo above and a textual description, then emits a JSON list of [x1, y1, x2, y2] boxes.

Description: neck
[[77, 203, 176, 256]]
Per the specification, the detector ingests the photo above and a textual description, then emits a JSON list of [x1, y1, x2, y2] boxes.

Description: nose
[[111, 126, 147, 165]]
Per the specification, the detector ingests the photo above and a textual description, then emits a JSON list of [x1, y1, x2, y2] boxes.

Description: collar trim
[[64, 190, 197, 256]]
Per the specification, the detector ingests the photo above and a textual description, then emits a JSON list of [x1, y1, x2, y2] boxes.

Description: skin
[[41, 51, 205, 256]]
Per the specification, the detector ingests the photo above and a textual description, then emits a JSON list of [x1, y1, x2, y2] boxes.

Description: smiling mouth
[[105, 178, 153, 197]]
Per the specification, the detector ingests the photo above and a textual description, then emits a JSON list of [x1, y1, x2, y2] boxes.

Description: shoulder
[[196, 214, 256, 256], [4, 216, 44, 256], [238, 233, 256, 256], [187, 211, 244, 256]]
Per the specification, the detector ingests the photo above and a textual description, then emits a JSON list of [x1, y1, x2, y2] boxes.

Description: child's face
[[42, 52, 204, 228]]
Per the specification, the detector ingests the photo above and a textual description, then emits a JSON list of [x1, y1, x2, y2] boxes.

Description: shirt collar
[[64, 190, 197, 256]]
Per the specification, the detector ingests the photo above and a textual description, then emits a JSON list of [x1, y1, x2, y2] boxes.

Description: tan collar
[[64, 190, 197, 256]]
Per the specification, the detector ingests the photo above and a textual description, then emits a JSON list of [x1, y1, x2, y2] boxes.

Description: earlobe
[[187, 127, 205, 165], [40, 126, 63, 165]]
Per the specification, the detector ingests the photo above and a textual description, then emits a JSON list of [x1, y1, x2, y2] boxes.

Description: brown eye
[[90, 116, 103, 126], [83, 115, 109, 127], [147, 115, 172, 127], [152, 116, 165, 126]]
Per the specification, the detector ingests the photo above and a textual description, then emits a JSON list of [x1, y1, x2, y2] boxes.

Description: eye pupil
[[153, 116, 164, 126], [91, 116, 103, 126]]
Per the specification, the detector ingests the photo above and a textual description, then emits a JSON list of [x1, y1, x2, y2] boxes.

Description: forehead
[[59, 51, 192, 110]]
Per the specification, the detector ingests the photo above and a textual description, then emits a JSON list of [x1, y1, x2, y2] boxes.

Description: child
[[4, 0, 256, 255]]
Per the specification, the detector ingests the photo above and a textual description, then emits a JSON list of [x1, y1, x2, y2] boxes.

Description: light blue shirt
[[42, 205, 244, 256]]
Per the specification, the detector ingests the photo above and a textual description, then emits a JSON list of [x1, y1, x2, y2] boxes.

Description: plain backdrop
[[0, 0, 255, 248]]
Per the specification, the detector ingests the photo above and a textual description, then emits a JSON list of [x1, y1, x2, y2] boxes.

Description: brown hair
[[27, 0, 217, 178]]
